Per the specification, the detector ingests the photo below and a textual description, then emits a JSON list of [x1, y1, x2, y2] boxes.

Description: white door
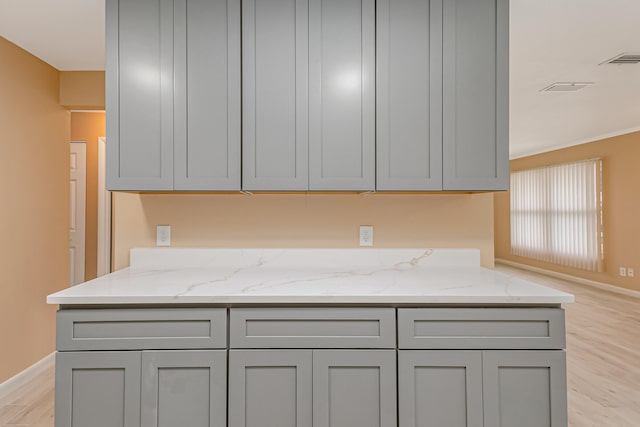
[[70, 142, 86, 285]]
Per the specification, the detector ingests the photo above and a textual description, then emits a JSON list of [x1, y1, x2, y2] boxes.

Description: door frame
[[70, 141, 87, 285], [97, 137, 112, 276]]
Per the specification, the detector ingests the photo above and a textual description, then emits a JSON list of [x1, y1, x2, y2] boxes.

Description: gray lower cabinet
[[228, 350, 313, 427], [141, 350, 227, 427], [228, 349, 397, 427], [313, 350, 397, 427], [398, 351, 483, 427], [483, 351, 568, 427], [55, 351, 142, 427], [56, 350, 227, 427], [398, 350, 567, 427], [106, 0, 241, 191]]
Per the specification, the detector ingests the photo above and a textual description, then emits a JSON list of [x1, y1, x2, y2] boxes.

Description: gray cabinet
[[377, 0, 508, 191], [228, 350, 313, 427], [376, 0, 443, 191], [55, 351, 141, 427], [174, 0, 241, 190], [483, 351, 568, 427], [107, 0, 508, 192], [55, 308, 228, 427], [398, 351, 483, 427], [228, 350, 396, 427], [229, 308, 396, 427], [397, 308, 568, 427], [242, 0, 309, 191], [313, 350, 397, 427], [56, 350, 227, 427], [106, 0, 174, 190], [243, 0, 375, 191], [398, 350, 567, 427], [141, 350, 227, 427], [308, 0, 376, 191], [442, 0, 509, 190], [106, 0, 241, 191]]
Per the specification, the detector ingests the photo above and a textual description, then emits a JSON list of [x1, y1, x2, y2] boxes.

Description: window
[[510, 159, 603, 272]]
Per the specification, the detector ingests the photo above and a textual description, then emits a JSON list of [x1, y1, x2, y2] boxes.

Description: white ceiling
[[1, 0, 639, 158]]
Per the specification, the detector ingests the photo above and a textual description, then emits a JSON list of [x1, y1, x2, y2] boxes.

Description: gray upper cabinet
[[376, 0, 443, 191], [106, 0, 241, 191], [442, 0, 509, 190], [377, 0, 508, 191], [107, 0, 507, 192], [242, 0, 309, 191], [174, 0, 241, 190], [308, 0, 376, 191], [106, 0, 174, 191]]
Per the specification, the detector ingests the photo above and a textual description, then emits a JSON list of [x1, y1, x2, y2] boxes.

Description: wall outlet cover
[[157, 225, 171, 246], [359, 225, 373, 247]]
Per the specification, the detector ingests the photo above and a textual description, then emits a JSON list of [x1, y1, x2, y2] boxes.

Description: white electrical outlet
[[619, 267, 627, 277], [628, 268, 635, 278], [360, 225, 373, 247], [157, 225, 171, 246]]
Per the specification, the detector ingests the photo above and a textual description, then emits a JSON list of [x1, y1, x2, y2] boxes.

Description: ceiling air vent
[[540, 82, 594, 92], [601, 53, 640, 65]]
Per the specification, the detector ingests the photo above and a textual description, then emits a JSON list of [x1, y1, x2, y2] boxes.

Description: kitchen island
[[48, 248, 573, 427]]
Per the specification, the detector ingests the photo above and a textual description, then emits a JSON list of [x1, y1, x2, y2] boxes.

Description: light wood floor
[[1, 265, 638, 426]]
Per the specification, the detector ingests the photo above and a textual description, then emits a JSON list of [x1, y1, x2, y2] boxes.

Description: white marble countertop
[[47, 248, 574, 305]]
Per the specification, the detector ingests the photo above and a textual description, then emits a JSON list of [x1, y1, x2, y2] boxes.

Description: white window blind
[[510, 159, 603, 272]]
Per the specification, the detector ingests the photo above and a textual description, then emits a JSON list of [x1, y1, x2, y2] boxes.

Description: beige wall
[[59, 71, 105, 110], [71, 112, 106, 281], [0, 37, 70, 383], [495, 131, 640, 292], [113, 192, 495, 270]]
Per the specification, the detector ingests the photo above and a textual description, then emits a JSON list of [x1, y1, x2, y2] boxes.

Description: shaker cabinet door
[[55, 351, 141, 427], [398, 350, 483, 427], [174, 0, 241, 190], [308, 0, 376, 191], [242, 0, 309, 191], [106, 0, 174, 191], [141, 350, 227, 427], [483, 351, 568, 427], [442, 0, 509, 190], [376, 0, 443, 191], [228, 350, 313, 427], [313, 350, 397, 427]]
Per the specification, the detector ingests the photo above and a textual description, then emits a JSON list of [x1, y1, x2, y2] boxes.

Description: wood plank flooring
[[0, 264, 638, 426]]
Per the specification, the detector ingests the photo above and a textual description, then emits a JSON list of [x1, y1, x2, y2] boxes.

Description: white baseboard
[[0, 352, 55, 404], [496, 258, 640, 299]]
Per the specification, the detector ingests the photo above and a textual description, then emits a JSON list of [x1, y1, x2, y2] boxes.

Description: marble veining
[[47, 248, 574, 304]]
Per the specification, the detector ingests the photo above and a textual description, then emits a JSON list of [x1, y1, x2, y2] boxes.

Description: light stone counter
[[47, 248, 573, 305]]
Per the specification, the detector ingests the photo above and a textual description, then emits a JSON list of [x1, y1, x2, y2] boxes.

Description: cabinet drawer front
[[230, 308, 395, 348], [57, 308, 227, 351], [398, 308, 565, 349]]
